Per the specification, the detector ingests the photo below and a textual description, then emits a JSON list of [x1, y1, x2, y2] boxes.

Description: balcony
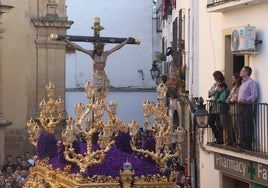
[[161, 0, 172, 19], [204, 101, 268, 158], [207, 0, 268, 13]]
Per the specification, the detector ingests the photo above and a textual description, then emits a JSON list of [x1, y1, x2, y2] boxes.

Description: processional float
[[25, 17, 185, 188]]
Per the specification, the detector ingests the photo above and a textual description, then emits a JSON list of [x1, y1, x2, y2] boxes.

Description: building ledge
[[205, 143, 268, 161], [0, 118, 12, 127], [66, 86, 156, 92], [31, 19, 73, 29], [0, 5, 14, 14], [207, 0, 268, 13]]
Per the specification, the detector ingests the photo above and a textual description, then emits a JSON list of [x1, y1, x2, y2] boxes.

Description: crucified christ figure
[[50, 17, 139, 98], [64, 37, 131, 97]]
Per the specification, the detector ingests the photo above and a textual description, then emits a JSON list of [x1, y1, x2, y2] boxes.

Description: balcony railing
[[207, 0, 235, 7], [206, 101, 268, 156], [207, 0, 268, 13], [161, 0, 172, 19]]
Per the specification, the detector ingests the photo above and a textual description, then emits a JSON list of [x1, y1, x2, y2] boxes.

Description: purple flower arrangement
[[36, 131, 164, 178], [114, 132, 133, 154], [36, 132, 57, 160], [141, 136, 157, 164]]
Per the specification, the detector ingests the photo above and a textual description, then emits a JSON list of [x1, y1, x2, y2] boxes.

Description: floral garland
[[165, 64, 186, 99]]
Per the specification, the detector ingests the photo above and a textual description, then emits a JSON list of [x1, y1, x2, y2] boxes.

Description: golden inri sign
[[214, 153, 268, 186]]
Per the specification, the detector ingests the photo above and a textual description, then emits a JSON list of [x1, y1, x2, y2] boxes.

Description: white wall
[[162, 1, 268, 187], [200, 149, 220, 188], [193, 2, 224, 100], [65, 0, 158, 128], [66, 91, 157, 128], [198, 2, 268, 103], [66, 0, 156, 88], [197, 2, 268, 188], [220, 3, 268, 103]]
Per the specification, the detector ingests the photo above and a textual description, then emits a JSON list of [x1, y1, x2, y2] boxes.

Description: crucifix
[[50, 17, 140, 98], [50, 17, 140, 46]]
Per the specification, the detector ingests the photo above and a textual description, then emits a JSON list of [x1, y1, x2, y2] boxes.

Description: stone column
[[31, 0, 73, 117], [0, 4, 13, 165]]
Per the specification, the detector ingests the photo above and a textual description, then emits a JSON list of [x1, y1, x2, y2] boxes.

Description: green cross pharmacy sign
[[214, 153, 267, 186]]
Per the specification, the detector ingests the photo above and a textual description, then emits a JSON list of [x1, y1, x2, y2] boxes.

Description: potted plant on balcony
[[155, 52, 166, 62], [166, 64, 186, 99]]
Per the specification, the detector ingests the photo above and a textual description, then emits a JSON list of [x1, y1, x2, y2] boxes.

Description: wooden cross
[[50, 17, 140, 47]]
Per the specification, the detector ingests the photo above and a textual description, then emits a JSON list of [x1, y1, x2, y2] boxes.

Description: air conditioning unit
[[231, 26, 256, 52]]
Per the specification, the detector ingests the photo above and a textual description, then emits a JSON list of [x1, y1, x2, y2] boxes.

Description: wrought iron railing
[[207, 0, 236, 7], [206, 101, 268, 156]]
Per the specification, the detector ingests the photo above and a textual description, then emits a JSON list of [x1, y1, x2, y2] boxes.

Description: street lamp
[[150, 61, 160, 79], [190, 97, 209, 128], [189, 97, 209, 188], [194, 97, 209, 128]]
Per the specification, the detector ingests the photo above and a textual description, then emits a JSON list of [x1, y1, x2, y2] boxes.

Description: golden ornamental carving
[[26, 81, 184, 187], [130, 83, 185, 172], [26, 17, 184, 188]]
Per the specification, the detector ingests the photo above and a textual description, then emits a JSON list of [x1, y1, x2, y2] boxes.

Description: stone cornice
[[35, 39, 66, 49], [31, 18, 73, 29], [0, 118, 12, 127], [0, 5, 14, 14], [0, 5, 13, 39]]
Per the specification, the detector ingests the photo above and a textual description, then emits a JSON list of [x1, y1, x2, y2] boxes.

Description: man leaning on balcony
[[237, 66, 258, 150]]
